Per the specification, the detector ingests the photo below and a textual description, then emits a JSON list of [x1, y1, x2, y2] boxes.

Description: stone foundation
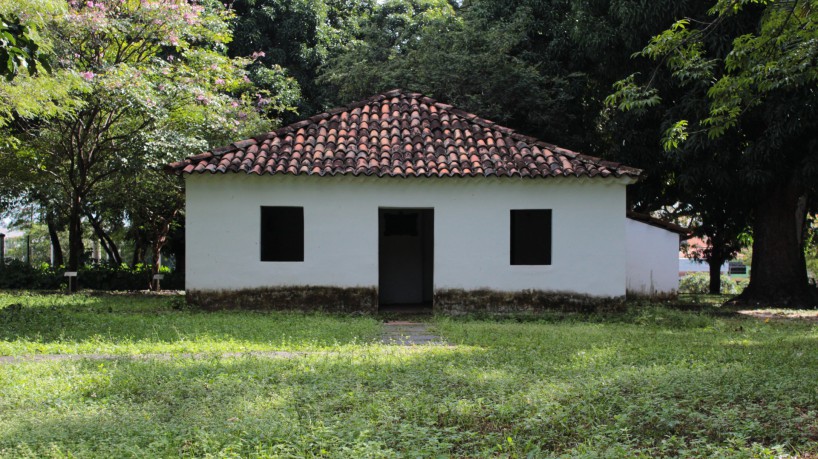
[[186, 286, 625, 314], [433, 288, 626, 315], [187, 286, 378, 313]]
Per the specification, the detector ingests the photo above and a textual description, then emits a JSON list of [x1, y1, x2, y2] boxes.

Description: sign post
[[152, 274, 164, 292], [64, 271, 77, 293]]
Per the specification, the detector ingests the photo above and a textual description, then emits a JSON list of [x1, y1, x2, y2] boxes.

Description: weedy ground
[[0, 291, 817, 458]]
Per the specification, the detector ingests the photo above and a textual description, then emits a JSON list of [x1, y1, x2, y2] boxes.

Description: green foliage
[[605, 74, 661, 112], [0, 262, 183, 290], [679, 272, 742, 294], [0, 292, 381, 354], [0, 13, 48, 80], [229, 0, 365, 118], [0, 294, 817, 456], [317, 0, 458, 103], [702, 0, 818, 131], [0, 224, 51, 265], [807, 214, 818, 281], [78, 264, 184, 291], [0, 260, 63, 289], [662, 119, 689, 150], [609, 0, 818, 145], [318, 0, 602, 149], [0, 0, 301, 271], [604, 0, 818, 303]]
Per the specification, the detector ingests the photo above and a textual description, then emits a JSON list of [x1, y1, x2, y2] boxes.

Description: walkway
[[381, 321, 446, 345], [0, 322, 447, 364]]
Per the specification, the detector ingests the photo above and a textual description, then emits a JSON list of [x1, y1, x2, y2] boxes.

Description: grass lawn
[[1, 292, 817, 458], [0, 292, 381, 355]]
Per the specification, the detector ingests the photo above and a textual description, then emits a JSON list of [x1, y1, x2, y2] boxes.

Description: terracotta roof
[[166, 89, 642, 179], [627, 211, 691, 236]]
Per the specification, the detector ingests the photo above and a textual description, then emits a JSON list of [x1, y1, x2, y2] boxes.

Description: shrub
[[0, 261, 184, 291], [679, 272, 740, 294], [0, 260, 63, 289]]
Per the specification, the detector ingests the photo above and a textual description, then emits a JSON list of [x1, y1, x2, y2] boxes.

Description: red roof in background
[[166, 89, 642, 179], [680, 237, 708, 258]]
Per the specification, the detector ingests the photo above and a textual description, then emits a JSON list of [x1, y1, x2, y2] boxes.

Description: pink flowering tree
[[2, 0, 298, 275]]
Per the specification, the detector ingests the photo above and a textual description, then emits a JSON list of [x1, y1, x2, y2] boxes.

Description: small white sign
[[153, 274, 165, 280], [64, 271, 77, 277]]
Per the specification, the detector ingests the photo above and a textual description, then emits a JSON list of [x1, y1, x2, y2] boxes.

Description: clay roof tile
[[168, 90, 642, 180]]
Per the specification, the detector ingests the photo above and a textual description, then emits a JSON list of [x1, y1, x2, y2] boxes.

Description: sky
[[0, 227, 24, 237], [0, 217, 24, 237]]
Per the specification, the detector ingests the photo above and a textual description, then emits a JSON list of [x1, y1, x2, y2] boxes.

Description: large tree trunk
[[46, 214, 64, 267], [149, 211, 178, 277], [84, 210, 123, 265], [735, 177, 818, 307], [131, 233, 146, 267], [67, 194, 84, 271], [708, 255, 724, 295], [150, 241, 162, 290], [170, 222, 185, 276]]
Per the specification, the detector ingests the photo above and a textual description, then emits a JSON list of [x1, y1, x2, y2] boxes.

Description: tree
[[1, 0, 295, 272], [0, 13, 48, 80], [609, 0, 818, 305], [317, 0, 458, 103], [228, 0, 367, 120], [123, 169, 184, 286], [807, 214, 818, 282], [319, 0, 598, 149]]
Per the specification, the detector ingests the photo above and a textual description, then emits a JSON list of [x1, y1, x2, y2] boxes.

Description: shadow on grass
[[0, 294, 381, 352], [2, 337, 817, 457]]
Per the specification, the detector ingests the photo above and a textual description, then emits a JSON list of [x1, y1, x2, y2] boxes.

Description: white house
[[625, 212, 689, 297], [167, 89, 647, 313]]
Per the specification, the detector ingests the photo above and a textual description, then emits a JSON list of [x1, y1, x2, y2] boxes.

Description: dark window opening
[[510, 209, 552, 265], [261, 206, 304, 262]]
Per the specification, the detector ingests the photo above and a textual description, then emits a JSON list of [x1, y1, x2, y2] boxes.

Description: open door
[[378, 208, 433, 309]]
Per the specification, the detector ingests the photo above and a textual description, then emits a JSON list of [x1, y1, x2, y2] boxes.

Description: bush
[[0, 260, 63, 289], [679, 272, 740, 294], [0, 260, 184, 291]]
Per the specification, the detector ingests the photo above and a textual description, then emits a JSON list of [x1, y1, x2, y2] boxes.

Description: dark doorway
[[378, 208, 434, 310]]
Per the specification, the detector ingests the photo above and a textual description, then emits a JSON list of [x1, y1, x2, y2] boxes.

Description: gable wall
[[625, 219, 680, 296], [186, 174, 629, 297]]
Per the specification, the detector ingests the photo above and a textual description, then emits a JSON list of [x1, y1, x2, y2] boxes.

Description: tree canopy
[[609, 0, 818, 304], [2, 0, 816, 303], [1, 0, 296, 275]]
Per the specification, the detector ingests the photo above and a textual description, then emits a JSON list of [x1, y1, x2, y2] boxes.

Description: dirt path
[[737, 309, 818, 322], [0, 350, 308, 364], [0, 322, 448, 364], [381, 320, 447, 345]]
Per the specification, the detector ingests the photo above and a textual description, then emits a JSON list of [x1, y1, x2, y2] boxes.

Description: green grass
[[1, 293, 818, 457], [0, 292, 381, 355], [675, 293, 738, 305]]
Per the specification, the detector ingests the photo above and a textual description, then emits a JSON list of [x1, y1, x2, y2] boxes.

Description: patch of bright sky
[[0, 217, 23, 237]]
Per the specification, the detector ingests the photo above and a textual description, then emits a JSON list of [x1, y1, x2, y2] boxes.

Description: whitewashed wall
[[186, 174, 631, 297], [625, 219, 680, 295]]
